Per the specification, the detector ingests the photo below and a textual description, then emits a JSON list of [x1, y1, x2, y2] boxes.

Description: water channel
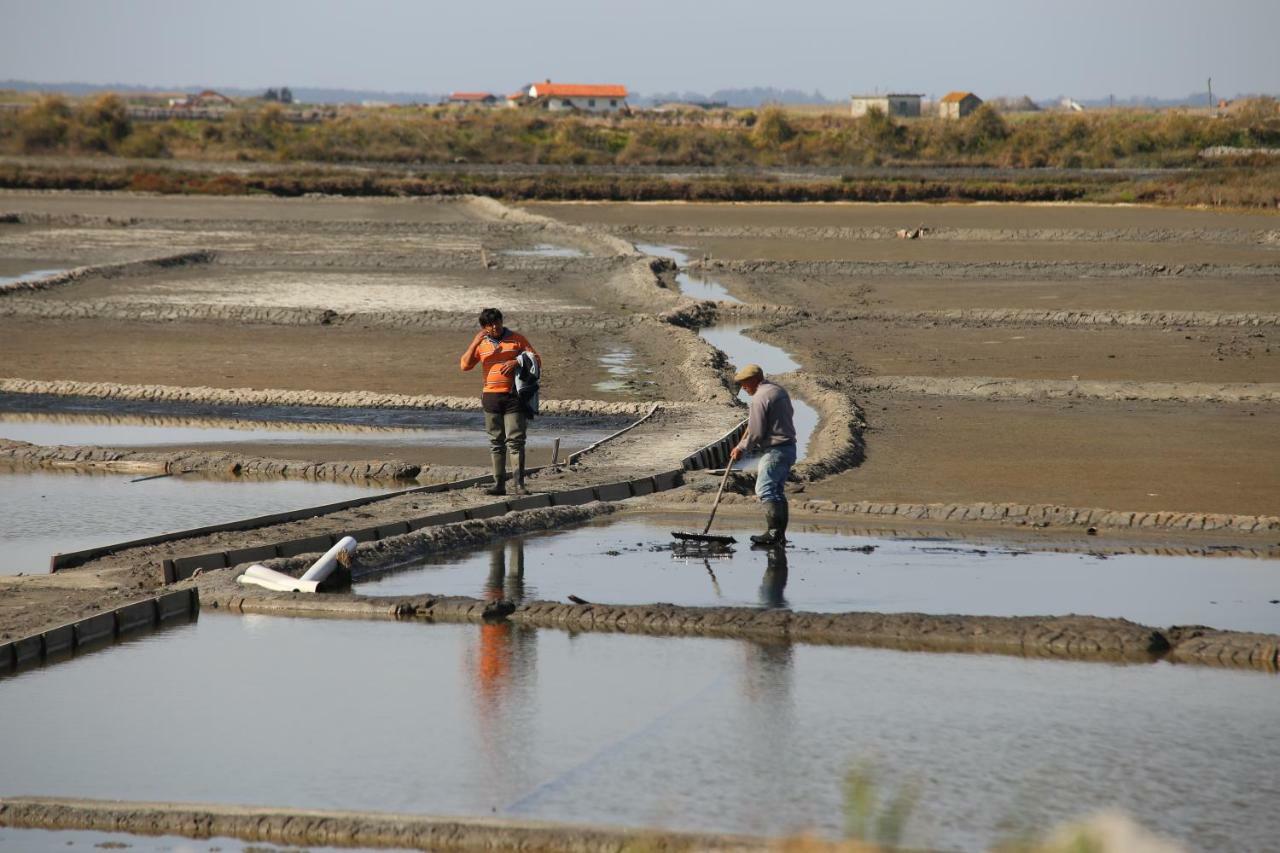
[[636, 244, 816, 462], [0, 471, 396, 575], [354, 516, 1280, 634], [1, 612, 1274, 852]]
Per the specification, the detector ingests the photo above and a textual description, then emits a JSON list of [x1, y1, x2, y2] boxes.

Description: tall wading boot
[[508, 447, 528, 496], [750, 500, 789, 548], [484, 452, 507, 496]]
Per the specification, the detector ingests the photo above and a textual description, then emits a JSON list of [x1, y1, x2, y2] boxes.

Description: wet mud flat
[[29, 263, 599, 314], [0, 316, 680, 402], [351, 516, 1280, 634], [715, 269, 1280, 316], [525, 200, 1280, 232], [807, 395, 1280, 518], [0, 190, 487, 224], [760, 316, 1280, 385], [0, 469, 397, 576], [1, 613, 1275, 851]]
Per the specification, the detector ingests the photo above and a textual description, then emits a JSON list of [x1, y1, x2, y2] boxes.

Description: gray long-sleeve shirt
[[737, 380, 797, 453]]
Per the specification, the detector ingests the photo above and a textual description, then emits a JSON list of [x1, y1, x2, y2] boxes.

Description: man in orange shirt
[[460, 308, 541, 496]]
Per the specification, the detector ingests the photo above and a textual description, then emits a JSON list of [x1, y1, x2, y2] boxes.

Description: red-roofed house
[[511, 81, 629, 112], [939, 91, 983, 118], [446, 92, 498, 107]]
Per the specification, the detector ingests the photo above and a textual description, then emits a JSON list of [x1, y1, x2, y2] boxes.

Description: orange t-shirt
[[460, 329, 539, 394]]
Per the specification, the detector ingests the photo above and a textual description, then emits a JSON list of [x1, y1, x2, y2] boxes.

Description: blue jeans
[[754, 442, 796, 503]]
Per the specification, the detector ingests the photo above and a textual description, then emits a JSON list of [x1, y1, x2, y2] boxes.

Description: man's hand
[[729, 445, 744, 461], [497, 361, 517, 376]]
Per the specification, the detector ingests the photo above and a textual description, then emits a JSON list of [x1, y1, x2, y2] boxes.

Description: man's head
[[478, 307, 504, 338], [733, 363, 765, 395]]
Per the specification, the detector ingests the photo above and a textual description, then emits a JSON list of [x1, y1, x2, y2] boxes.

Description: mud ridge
[[778, 373, 866, 482], [698, 258, 1280, 280], [0, 250, 213, 296], [604, 222, 1280, 246], [709, 302, 1280, 329], [466, 195, 639, 257], [846, 375, 1280, 404], [0, 378, 662, 418], [0, 438, 422, 482], [0, 298, 645, 330], [652, 492, 1280, 534], [198, 559, 1279, 671], [201, 503, 620, 586], [0, 797, 764, 853]]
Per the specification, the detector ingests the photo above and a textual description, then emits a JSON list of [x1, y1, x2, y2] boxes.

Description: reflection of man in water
[[477, 540, 528, 698], [469, 540, 536, 800], [759, 547, 789, 609]]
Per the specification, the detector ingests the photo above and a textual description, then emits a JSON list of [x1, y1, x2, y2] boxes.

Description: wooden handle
[[701, 464, 734, 536]]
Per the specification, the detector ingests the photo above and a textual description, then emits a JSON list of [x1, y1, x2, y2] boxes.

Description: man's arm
[[460, 331, 485, 372], [730, 394, 768, 460]]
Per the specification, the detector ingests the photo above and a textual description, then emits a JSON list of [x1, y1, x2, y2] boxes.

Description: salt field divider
[[0, 589, 198, 679], [48, 473, 498, 573], [160, 419, 747, 585]]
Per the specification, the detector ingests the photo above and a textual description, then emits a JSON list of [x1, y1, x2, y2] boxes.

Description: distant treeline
[[4, 93, 1279, 170]]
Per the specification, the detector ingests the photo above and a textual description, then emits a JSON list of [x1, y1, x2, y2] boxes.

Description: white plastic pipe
[[300, 536, 358, 583], [236, 564, 320, 593]]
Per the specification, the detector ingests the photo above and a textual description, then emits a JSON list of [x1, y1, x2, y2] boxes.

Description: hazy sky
[[2, 0, 1276, 99]]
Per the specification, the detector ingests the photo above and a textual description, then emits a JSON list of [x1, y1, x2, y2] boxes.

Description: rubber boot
[[750, 501, 789, 548], [484, 452, 506, 496], [508, 447, 528, 496]]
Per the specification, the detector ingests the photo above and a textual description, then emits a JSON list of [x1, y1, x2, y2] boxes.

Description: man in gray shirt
[[728, 363, 797, 547]]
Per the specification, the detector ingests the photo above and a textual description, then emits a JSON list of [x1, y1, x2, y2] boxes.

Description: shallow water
[[634, 243, 742, 303], [500, 243, 585, 258], [0, 413, 602, 452], [0, 613, 1273, 852], [0, 470, 394, 575], [353, 517, 1280, 633], [696, 323, 816, 462], [0, 267, 67, 287], [0, 393, 626, 449]]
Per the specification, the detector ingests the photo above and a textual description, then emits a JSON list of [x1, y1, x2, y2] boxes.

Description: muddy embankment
[[191, 505, 1279, 671], [709, 302, 1280, 329], [650, 488, 1280, 536], [694, 257, 1279, 281], [839, 375, 1280, 404], [0, 378, 660, 419], [0, 797, 767, 853], [0, 250, 213, 296], [597, 222, 1280, 246], [0, 438, 425, 483]]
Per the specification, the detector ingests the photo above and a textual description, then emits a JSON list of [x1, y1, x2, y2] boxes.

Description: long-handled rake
[[671, 464, 737, 546]]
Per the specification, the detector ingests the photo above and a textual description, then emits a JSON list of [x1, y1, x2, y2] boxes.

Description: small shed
[[446, 92, 498, 107], [850, 94, 922, 118], [939, 91, 982, 118]]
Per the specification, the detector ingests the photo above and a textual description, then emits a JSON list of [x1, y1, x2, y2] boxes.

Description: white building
[[512, 81, 629, 113], [850, 93, 922, 118]]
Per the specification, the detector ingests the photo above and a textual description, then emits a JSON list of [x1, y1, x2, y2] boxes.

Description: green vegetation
[[4, 94, 1279, 169], [1, 94, 1277, 207]]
